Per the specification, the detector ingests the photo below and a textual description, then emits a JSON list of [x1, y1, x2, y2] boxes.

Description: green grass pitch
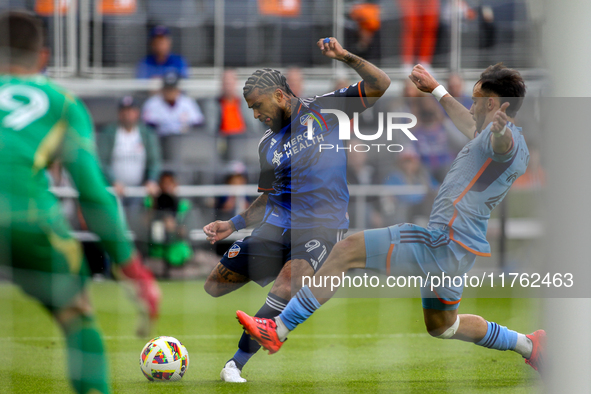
[[0, 280, 542, 393]]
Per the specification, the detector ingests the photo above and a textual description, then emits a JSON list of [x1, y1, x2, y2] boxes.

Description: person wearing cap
[[214, 161, 253, 223], [136, 25, 189, 79], [142, 71, 204, 136], [97, 96, 162, 198]]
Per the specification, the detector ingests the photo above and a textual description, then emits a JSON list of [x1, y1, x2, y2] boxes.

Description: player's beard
[[475, 114, 486, 133], [472, 109, 486, 133], [270, 107, 289, 133]]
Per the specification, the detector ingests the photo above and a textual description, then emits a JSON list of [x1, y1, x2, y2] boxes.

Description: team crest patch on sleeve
[[228, 244, 241, 258], [300, 113, 311, 126]]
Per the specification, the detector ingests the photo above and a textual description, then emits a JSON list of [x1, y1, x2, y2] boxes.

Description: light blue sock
[[278, 286, 322, 331], [475, 321, 518, 351]]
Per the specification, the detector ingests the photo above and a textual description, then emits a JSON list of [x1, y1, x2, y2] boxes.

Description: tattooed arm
[[203, 194, 269, 244], [317, 37, 390, 104], [234, 193, 268, 229]]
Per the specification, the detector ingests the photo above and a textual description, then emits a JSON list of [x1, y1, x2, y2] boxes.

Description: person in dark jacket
[[98, 96, 162, 198]]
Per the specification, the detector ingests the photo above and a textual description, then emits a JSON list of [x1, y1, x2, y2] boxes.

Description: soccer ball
[[139, 336, 189, 381]]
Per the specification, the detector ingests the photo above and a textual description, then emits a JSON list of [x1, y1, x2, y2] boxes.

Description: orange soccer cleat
[[236, 310, 285, 354], [525, 329, 546, 374]]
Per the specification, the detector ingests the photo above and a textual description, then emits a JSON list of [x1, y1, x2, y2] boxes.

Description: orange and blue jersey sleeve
[[318, 81, 369, 117], [60, 97, 134, 264]]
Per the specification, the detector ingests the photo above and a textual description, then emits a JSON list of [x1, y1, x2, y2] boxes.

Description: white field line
[[0, 333, 429, 342]]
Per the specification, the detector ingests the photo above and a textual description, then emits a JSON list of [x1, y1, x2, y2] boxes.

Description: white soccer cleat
[[220, 360, 247, 383]]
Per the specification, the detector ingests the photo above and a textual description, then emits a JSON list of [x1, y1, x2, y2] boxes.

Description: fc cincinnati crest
[[228, 244, 240, 258], [300, 113, 311, 126], [272, 150, 283, 166]]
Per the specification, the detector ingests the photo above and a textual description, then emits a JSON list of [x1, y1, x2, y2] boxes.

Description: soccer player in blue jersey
[[237, 63, 546, 374], [202, 37, 391, 382]]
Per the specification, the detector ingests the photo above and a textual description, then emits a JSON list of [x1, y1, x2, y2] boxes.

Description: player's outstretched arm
[[203, 193, 269, 244], [318, 37, 390, 105], [61, 98, 160, 335], [409, 64, 477, 140]]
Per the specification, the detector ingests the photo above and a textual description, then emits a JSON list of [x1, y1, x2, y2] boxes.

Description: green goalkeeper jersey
[[0, 74, 132, 264]]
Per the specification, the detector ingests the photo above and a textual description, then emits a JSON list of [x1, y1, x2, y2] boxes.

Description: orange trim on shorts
[[450, 238, 492, 257], [432, 288, 462, 305], [447, 158, 494, 257], [385, 244, 394, 276]]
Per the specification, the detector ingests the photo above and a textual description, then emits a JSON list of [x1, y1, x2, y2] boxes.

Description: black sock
[[233, 293, 288, 369]]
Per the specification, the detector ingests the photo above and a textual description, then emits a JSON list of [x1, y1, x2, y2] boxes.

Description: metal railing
[[7, 0, 540, 79], [50, 184, 543, 241]]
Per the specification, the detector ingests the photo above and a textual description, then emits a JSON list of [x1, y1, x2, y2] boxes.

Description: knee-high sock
[[475, 321, 518, 351], [278, 286, 321, 332], [232, 293, 288, 369], [63, 314, 110, 394]]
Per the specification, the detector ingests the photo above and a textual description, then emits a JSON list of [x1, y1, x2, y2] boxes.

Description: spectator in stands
[[347, 139, 383, 229], [412, 96, 456, 183], [144, 171, 193, 270], [215, 161, 252, 222], [478, 5, 496, 49], [47, 161, 82, 229], [382, 147, 438, 224], [200, 69, 262, 159], [212, 161, 254, 256], [136, 25, 189, 79], [349, 1, 381, 60], [447, 73, 472, 109], [399, 0, 441, 71], [215, 69, 248, 137], [142, 71, 204, 136], [441, 74, 472, 150], [286, 67, 304, 97], [385, 79, 422, 124], [98, 96, 162, 198]]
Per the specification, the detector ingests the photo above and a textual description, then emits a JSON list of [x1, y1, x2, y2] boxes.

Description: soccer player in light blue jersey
[[203, 37, 391, 382], [238, 63, 546, 375]]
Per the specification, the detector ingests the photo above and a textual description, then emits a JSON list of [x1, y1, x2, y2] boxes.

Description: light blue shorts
[[364, 223, 477, 310]]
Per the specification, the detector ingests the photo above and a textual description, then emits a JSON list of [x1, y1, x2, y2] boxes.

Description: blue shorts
[[364, 223, 477, 310], [220, 222, 345, 287]]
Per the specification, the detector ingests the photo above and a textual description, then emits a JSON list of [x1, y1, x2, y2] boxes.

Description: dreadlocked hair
[[243, 68, 296, 97]]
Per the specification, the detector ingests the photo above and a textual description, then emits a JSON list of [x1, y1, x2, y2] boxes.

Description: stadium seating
[[159, 128, 219, 184], [147, 0, 213, 67]]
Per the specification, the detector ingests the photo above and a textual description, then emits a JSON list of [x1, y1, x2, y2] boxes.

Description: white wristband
[[431, 85, 448, 101], [492, 125, 507, 138]]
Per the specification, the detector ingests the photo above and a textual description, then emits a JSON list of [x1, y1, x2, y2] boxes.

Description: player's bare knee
[[270, 261, 297, 299], [332, 239, 354, 266], [290, 259, 314, 291], [424, 311, 459, 339]]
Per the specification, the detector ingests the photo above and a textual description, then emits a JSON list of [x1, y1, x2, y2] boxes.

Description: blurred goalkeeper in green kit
[[0, 11, 161, 394]]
